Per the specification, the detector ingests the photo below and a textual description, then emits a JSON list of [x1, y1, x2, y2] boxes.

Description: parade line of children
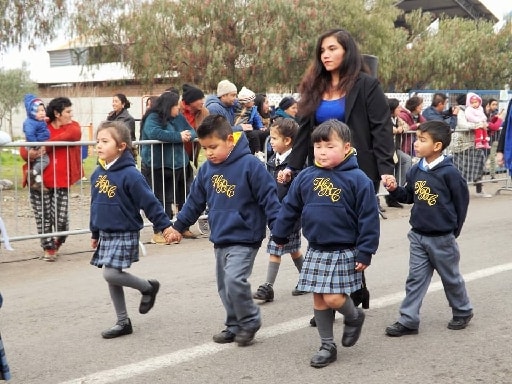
[[82, 113, 473, 369]]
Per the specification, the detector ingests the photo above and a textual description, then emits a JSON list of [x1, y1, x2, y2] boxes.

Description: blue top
[[140, 112, 197, 169], [89, 150, 172, 239], [272, 150, 379, 266], [315, 97, 346, 124], [246, 105, 264, 129], [389, 156, 469, 237], [204, 95, 243, 132], [173, 132, 281, 247], [23, 94, 49, 142]]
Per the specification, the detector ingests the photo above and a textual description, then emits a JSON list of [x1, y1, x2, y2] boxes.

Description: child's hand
[[355, 262, 368, 271], [163, 226, 182, 244], [381, 174, 397, 191], [277, 169, 292, 184], [91, 239, 98, 249]]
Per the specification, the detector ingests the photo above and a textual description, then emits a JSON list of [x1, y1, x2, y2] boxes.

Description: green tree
[[387, 15, 512, 91], [0, 0, 68, 52], [7, 0, 510, 93], [71, 0, 403, 93], [0, 66, 37, 137]]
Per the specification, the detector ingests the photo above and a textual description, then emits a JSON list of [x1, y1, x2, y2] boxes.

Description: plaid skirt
[[0, 334, 10, 381], [452, 148, 485, 183], [266, 230, 301, 256], [90, 231, 140, 269], [297, 247, 362, 294]]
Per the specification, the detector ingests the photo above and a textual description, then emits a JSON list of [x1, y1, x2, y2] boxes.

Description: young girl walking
[[253, 117, 306, 302], [90, 121, 174, 339], [272, 120, 379, 368]]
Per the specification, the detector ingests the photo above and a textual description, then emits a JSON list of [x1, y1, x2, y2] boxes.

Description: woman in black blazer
[[280, 28, 394, 196]]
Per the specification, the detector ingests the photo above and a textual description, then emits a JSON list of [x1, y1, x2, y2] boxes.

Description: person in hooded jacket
[[22, 94, 50, 191], [271, 120, 378, 368], [90, 121, 174, 339], [166, 114, 281, 348], [383, 120, 473, 338]]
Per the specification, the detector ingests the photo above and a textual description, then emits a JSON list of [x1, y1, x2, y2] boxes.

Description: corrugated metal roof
[[395, 0, 498, 22]]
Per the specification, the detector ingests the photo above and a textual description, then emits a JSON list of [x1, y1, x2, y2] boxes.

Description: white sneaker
[[475, 192, 492, 198]]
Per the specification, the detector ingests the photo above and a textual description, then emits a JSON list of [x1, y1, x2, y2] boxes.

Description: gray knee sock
[[103, 267, 151, 292], [265, 261, 280, 285], [292, 255, 304, 272], [107, 283, 128, 322], [337, 296, 358, 321], [314, 308, 335, 346]]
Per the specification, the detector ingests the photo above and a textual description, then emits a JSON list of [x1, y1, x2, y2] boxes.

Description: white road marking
[[60, 262, 512, 384]]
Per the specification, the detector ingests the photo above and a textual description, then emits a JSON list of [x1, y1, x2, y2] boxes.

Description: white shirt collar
[[422, 154, 444, 170], [275, 148, 292, 164]]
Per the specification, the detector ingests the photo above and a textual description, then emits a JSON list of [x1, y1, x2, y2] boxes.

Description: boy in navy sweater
[[382, 120, 473, 337], [168, 114, 281, 347]]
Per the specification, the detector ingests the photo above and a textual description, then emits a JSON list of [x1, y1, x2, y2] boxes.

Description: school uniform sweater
[[173, 132, 281, 248], [389, 156, 469, 238], [89, 150, 171, 239], [272, 151, 379, 266]]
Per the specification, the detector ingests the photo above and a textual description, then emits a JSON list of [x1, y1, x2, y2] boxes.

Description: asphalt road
[[1, 186, 512, 384]]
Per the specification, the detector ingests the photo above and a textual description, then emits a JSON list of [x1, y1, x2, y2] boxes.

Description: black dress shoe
[[310, 344, 337, 368], [212, 329, 236, 344], [447, 313, 473, 330], [385, 321, 418, 337], [235, 326, 260, 347], [342, 308, 365, 347], [139, 279, 160, 314], [101, 319, 133, 339]]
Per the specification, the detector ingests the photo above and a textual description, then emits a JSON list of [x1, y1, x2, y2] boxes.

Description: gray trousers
[[398, 231, 473, 329], [215, 245, 261, 334]]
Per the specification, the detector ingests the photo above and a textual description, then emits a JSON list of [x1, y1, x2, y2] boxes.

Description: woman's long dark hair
[[149, 91, 180, 124], [298, 28, 369, 119]]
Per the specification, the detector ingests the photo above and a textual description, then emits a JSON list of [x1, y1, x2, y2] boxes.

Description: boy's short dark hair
[[311, 119, 351, 144], [418, 120, 451, 150], [270, 117, 299, 143], [197, 114, 233, 140], [431, 93, 448, 107]]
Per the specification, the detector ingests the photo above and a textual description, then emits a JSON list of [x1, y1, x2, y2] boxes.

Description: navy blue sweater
[[173, 132, 281, 247], [90, 150, 172, 239], [389, 156, 469, 237], [272, 151, 379, 266]]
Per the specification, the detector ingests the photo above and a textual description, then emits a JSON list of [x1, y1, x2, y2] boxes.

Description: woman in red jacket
[[21, 97, 83, 261]]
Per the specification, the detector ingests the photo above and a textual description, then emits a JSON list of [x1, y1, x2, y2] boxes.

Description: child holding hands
[[166, 114, 280, 347], [272, 120, 379, 368], [253, 117, 306, 302], [90, 121, 174, 339], [383, 120, 473, 337]]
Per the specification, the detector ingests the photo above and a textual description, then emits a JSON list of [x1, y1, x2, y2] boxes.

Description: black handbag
[[349, 271, 370, 309]]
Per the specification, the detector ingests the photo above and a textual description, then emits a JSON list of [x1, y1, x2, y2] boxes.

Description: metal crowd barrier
[[0, 139, 205, 250], [0, 131, 510, 250]]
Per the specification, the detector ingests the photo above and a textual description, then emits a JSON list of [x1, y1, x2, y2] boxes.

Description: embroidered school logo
[[211, 174, 235, 197], [313, 177, 342, 202], [95, 174, 117, 198], [414, 180, 438, 206]]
